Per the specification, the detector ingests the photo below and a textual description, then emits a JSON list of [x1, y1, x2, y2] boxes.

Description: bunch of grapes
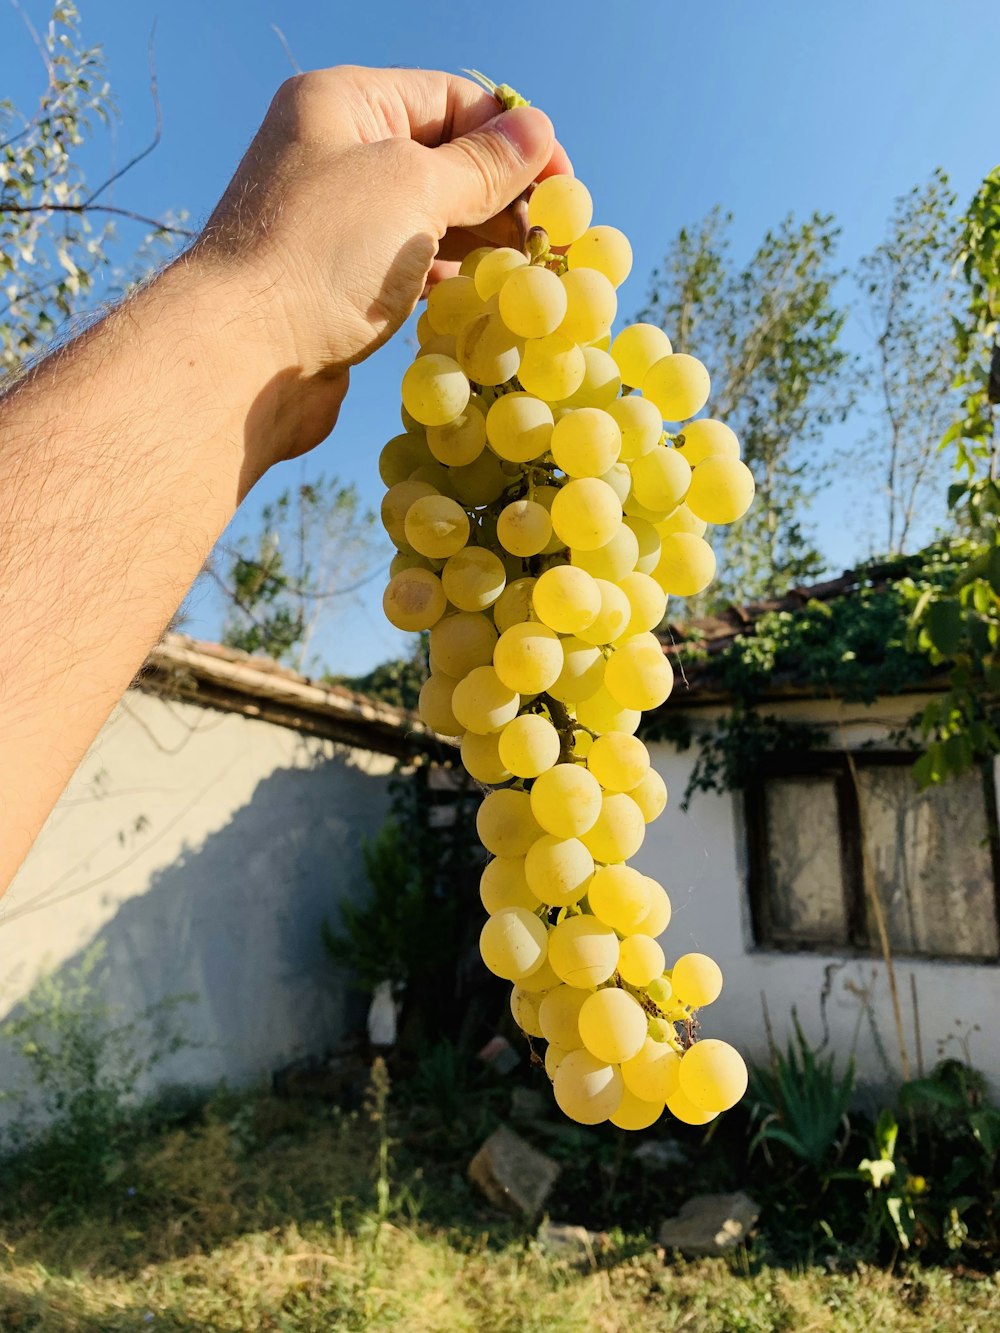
[[378, 146, 753, 1129]]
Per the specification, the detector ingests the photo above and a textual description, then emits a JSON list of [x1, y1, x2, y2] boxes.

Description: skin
[[0, 67, 571, 894]]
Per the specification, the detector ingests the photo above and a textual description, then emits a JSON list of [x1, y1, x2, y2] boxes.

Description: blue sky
[[4, 0, 999, 674]]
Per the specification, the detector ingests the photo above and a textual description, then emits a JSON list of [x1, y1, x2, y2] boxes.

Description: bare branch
[[1, 201, 194, 236], [83, 24, 163, 209]]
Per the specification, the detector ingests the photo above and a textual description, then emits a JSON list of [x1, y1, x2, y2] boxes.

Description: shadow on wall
[[0, 747, 389, 1109]]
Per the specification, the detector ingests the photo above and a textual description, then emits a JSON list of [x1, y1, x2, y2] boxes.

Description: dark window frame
[[744, 750, 1000, 963]]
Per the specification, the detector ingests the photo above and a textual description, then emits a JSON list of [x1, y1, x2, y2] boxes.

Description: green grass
[[1, 1084, 998, 1332]]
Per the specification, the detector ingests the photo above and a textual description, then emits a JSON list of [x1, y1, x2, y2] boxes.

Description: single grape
[[587, 733, 650, 792], [587, 864, 651, 932], [630, 447, 692, 514], [685, 456, 756, 525], [618, 934, 666, 987], [604, 631, 675, 710], [628, 767, 668, 823], [429, 611, 497, 677], [479, 907, 548, 981], [578, 988, 647, 1065], [451, 665, 520, 734], [532, 565, 602, 634], [539, 985, 589, 1049], [642, 353, 711, 422], [670, 953, 724, 1008], [382, 567, 447, 632], [498, 713, 561, 778], [653, 533, 717, 597], [417, 672, 463, 737], [677, 417, 741, 465], [678, 1039, 749, 1113], [527, 176, 594, 247], [462, 729, 511, 785], [518, 333, 587, 402], [610, 323, 672, 388], [550, 407, 621, 478], [441, 546, 506, 612], [404, 494, 470, 559], [493, 621, 564, 694], [474, 246, 529, 300], [476, 788, 542, 858], [486, 392, 554, 463], [530, 763, 603, 839], [559, 268, 617, 344], [567, 225, 633, 287], [480, 857, 537, 914], [547, 914, 619, 988], [400, 353, 470, 426], [498, 264, 568, 338], [525, 835, 595, 906], [553, 1048, 623, 1125], [550, 478, 623, 551]]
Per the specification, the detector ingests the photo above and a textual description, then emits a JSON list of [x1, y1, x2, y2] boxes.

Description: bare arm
[[0, 67, 566, 892]]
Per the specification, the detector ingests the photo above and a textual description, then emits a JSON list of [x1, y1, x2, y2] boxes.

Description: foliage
[[331, 633, 429, 709], [641, 208, 852, 600], [0, 2, 184, 382], [907, 166, 1000, 787], [0, 944, 194, 1214], [207, 476, 382, 672], [856, 169, 959, 554]]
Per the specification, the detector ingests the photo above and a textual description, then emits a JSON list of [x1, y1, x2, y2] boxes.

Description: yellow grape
[[530, 763, 603, 839], [498, 713, 561, 778], [550, 407, 621, 478], [427, 274, 485, 334], [545, 1044, 572, 1079], [415, 331, 458, 361], [496, 500, 553, 557], [510, 985, 547, 1038], [576, 579, 632, 645], [415, 309, 435, 346], [548, 636, 605, 704], [380, 431, 430, 486], [587, 732, 650, 792], [451, 665, 520, 734], [403, 494, 470, 559], [480, 857, 537, 914], [518, 955, 560, 993], [498, 264, 568, 338], [575, 685, 641, 736], [426, 402, 487, 467], [473, 246, 528, 300], [618, 934, 666, 987], [610, 1087, 664, 1131], [656, 503, 707, 537], [389, 551, 433, 577], [559, 268, 617, 344], [548, 914, 619, 988], [671, 953, 724, 1008], [630, 447, 692, 514], [539, 985, 589, 1049], [550, 478, 623, 550], [459, 245, 492, 278], [618, 571, 667, 636], [653, 533, 717, 596], [628, 767, 668, 823], [492, 577, 536, 633], [382, 568, 447, 632], [587, 864, 652, 932], [623, 517, 661, 575], [580, 792, 645, 871], [678, 1040, 749, 1113], [621, 1037, 681, 1102], [567, 225, 633, 287], [570, 728, 594, 760], [578, 988, 647, 1064], [401, 353, 470, 426], [666, 1087, 718, 1126], [561, 347, 622, 409], [456, 312, 522, 386], [642, 353, 711, 422], [380, 478, 437, 547], [417, 672, 462, 737], [409, 460, 458, 498], [598, 461, 632, 506], [476, 788, 542, 858], [634, 880, 672, 937], [486, 392, 554, 463], [441, 547, 506, 612], [677, 417, 741, 465], [646, 977, 673, 1009], [525, 835, 595, 906], [461, 729, 511, 784], [553, 1048, 623, 1125], [610, 323, 672, 388], [604, 631, 675, 710], [493, 621, 564, 694], [622, 492, 672, 525], [429, 611, 497, 677], [531, 484, 568, 554], [527, 176, 594, 246], [451, 451, 508, 506], [686, 456, 756, 525], [608, 394, 663, 460], [479, 907, 548, 981], [518, 333, 587, 402], [572, 525, 639, 582], [532, 565, 601, 634]]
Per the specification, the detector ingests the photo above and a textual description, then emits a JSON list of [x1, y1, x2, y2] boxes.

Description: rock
[[477, 1035, 520, 1075], [633, 1139, 688, 1171], [468, 1125, 560, 1219], [658, 1192, 760, 1258], [510, 1087, 550, 1125], [536, 1222, 597, 1266]]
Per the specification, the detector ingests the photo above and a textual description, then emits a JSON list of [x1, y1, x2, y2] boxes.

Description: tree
[[204, 475, 383, 672], [641, 210, 852, 602], [0, 2, 188, 382], [856, 169, 960, 555]]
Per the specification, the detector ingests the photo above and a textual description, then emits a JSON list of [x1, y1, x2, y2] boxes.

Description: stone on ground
[[468, 1125, 560, 1219], [658, 1192, 760, 1258]]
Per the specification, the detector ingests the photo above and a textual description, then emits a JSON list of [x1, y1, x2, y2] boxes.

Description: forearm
[[0, 258, 281, 891]]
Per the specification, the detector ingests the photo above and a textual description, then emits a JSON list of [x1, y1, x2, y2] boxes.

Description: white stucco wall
[[0, 690, 396, 1115], [637, 694, 1000, 1096]]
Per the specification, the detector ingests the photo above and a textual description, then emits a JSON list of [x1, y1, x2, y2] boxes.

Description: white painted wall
[[0, 690, 396, 1117], [637, 694, 1000, 1096]]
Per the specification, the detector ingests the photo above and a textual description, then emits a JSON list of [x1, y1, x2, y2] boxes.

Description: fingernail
[[491, 105, 554, 162]]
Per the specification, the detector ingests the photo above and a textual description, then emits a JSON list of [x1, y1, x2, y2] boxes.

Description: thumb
[[429, 105, 556, 229]]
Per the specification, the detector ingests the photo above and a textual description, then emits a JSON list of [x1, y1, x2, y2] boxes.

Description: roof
[[136, 634, 445, 759]]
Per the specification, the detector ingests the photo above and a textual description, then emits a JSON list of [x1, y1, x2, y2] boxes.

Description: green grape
[[530, 763, 603, 839], [610, 1086, 664, 1131], [426, 401, 487, 467], [532, 564, 601, 634], [587, 864, 651, 932], [409, 459, 458, 499], [451, 451, 508, 506], [646, 977, 673, 1009], [510, 984, 547, 1038], [527, 176, 594, 247], [678, 1039, 748, 1113], [380, 478, 437, 547], [628, 767, 668, 823], [575, 685, 641, 736], [677, 417, 740, 465], [441, 546, 506, 612], [587, 732, 650, 792], [382, 568, 447, 632], [498, 264, 568, 338], [604, 631, 675, 710], [518, 332, 587, 402], [550, 477, 623, 550], [548, 636, 605, 703], [618, 934, 666, 987], [685, 456, 756, 525], [653, 533, 717, 596], [417, 672, 462, 737], [567, 225, 633, 287], [550, 407, 621, 478], [525, 835, 595, 906], [480, 856, 537, 914], [656, 503, 707, 537], [671, 953, 723, 1008], [548, 914, 619, 988], [451, 665, 520, 734], [479, 906, 548, 981], [493, 621, 564, 694], [610, 323, 672, 388], [456, 312, 522, 386], [462, 729, 511, 784], [621, 1037, 681, 1102], [485, 391, 554, 463], [429, 610, 497, 677], [492, 576, 536, 633], [403, 494, 470, 559], [561, 347, 622, 409], [427, 274, 485, 335], [629, 447, 692, 514], [578, 989, 647, 1064], [498, 713, 561, 778], [623, 516, 661, 575], [553, 1048, 623, 1125], [539, 985, 588, 1050], [572, 525, 639, 582], [634, 880, 672, 937], [559, 268, 617, 344], [400, 353, 470, 426], [474, 246, 529, 300], [476, 788, 542, 858], [380, 431, 430, 486], [498, 501, 557, 559], [576, 579, 632, 645], [642, 352, 711, 421], [608, 394, 663, 460]]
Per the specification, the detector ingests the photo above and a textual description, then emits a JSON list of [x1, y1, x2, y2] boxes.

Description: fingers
[[428, 105, 556, 232]]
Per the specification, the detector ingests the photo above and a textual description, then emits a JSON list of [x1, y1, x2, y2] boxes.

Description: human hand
[[194, 66, 569, 473]]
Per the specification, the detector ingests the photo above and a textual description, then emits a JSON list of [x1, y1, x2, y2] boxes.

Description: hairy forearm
[[0, 258, 283, 891]]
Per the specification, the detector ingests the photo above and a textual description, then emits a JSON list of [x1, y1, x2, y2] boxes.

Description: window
[[745, 752, 1000, 961]]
